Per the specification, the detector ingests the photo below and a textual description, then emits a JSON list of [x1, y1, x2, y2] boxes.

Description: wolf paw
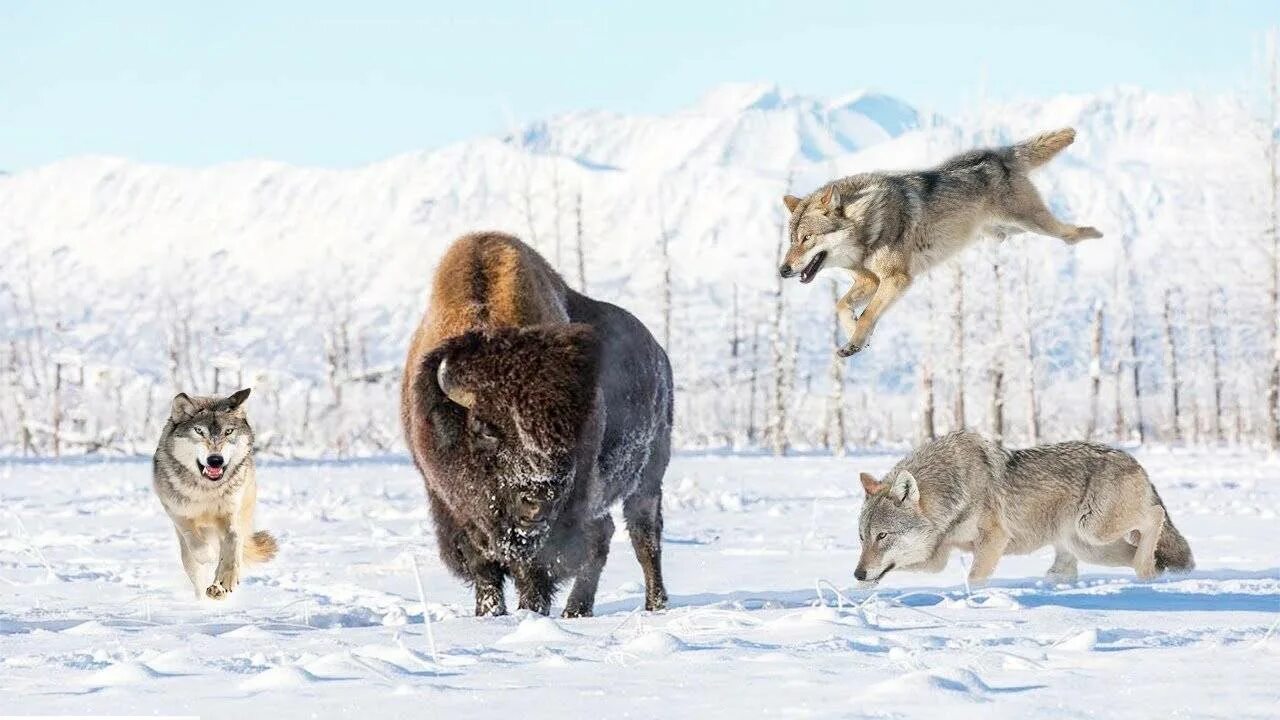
[[837, 340, 869, 357], [208, 564, 239, 599], [1044, 570, 1078, 584], [1066, 226, 1103, 244], [205, 582, 232, 600]]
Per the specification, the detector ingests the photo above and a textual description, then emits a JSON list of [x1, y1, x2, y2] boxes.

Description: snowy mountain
[[509, 82, 925, 172], [0, 84, 1270, 456]]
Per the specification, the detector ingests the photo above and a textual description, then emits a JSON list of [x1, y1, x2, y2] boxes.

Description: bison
[[401, 231, 673, 617]]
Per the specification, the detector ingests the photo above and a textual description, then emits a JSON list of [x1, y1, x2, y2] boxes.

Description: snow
[[5, 83, 1266, 455], [1, 450, 1276, 717]]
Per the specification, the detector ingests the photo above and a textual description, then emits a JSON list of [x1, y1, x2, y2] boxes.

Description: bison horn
[[436, 357, 476, 409]]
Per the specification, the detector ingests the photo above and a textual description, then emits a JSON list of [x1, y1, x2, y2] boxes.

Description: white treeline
[[1, 78, 1278, 457]]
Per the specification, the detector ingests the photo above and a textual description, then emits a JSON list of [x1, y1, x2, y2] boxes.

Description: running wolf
[[779, 128, 1102, 356], [855, 432, 1193, 587], [153, 389, 278, 599]]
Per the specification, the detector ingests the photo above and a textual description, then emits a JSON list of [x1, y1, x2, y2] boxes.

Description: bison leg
[[472, 562, 508, 617], [623, 493, 668, 611], [512, 563, 555, 615], [562, 514, 615, 618], [427, 489, 508, 616]]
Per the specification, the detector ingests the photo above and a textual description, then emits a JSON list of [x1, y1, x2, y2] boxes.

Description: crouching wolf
[[402, 231, 673, 618], [153, 389, 278, 600], [855, 432, 1193, 588], [780, 128, 1102, 356]]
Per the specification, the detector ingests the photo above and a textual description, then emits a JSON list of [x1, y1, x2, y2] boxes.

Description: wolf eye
[[193, 427, 206, 437], [876, 532, 888, 542], [223, 428, 235, 437]]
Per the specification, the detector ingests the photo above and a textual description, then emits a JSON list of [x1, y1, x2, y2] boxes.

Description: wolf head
[[165, 389, 254, 482], [779, 183, 874, 283], [855, 469, 935, 585], [418, 324, 601, 560]]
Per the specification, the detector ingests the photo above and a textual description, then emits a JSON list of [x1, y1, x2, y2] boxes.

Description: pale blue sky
[[2, 1, 1276, 170]]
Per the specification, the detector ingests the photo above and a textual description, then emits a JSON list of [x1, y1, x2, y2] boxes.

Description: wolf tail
[[1151, 492, 1194, 573], [1011, 127, 1076, 170], [245, 530, 279, 564]]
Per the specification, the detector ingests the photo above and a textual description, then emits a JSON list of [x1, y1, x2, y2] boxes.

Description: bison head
[[418, 323, 602, 560]]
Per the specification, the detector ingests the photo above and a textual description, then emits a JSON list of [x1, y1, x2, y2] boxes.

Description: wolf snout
[[853, 567, 868, 581], [778, 264, 795, 278], [205, 454, 225, 468]]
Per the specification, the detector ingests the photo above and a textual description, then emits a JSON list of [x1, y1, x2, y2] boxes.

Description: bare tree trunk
[[1268, 30, 1280, 450], [521, 161, 539, 250], [1210, 289, 1227, 444], [826, 280, 847, 456], [1163, 289, 1183, 443], [551, 165, 563, 268], [1117, 237, 1145, 444], [1087, 302, 1103, 440], [574, 191, 587, 292], [989, 247, 1005, 444], [52, 360, 64, 457], [770, 175, 793, 456], [659, 217, 672, 351], [952, 262, 966, 431], [920, 280, 937, 444], [1021, 255, 1040, 444], [747, 322, 759, 445], [730, 283, 741, 445]]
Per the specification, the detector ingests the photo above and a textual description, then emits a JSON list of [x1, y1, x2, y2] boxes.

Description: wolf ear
[[225, 388, 251, 411], [171, 393, 197, 420], [890, 470, 920, 506], [816, 185, 840, 211], [860, 472, 886, 497], [782, 194, 802, 213]]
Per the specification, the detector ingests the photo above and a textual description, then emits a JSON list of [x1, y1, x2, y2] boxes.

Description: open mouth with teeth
[[799, 251, 827, 284], [195, 460, 224, 481], [860, 562, 896, 587]]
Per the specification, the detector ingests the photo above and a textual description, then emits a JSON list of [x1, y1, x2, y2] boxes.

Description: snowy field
[[1, 449, 1277, 718]]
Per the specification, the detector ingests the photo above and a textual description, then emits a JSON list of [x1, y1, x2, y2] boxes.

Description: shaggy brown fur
[[402, 232, 673, 618]]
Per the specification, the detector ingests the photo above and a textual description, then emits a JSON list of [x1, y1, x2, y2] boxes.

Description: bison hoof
[[562, 605, 593, 619]]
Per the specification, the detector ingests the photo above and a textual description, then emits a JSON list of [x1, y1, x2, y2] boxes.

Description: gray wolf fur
[[855, 431, 1193, 587], [153, 389, 278, 599], [779, 128, 1102, 356], [401, 231, 673, 618]]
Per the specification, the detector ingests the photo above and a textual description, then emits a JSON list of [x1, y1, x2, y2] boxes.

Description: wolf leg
[[836, 270, 880, 340], [624, 492, 669, 611], [175, 526, 212, 599], [1130, 504, 1165, 580], [1045, 545, 1079, 583], [206, 515, 243, 600], [562, 514, 615, 618], [1005, 182, 1101, 245], [967, 526, 1010, 588], [839, 272, 911, 357]]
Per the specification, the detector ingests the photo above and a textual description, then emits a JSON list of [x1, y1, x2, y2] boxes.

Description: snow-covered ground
[[1, 449, 1277, 717]]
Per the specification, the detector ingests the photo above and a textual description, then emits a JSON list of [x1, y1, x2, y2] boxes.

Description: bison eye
[[469, 417, 501, 445]]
